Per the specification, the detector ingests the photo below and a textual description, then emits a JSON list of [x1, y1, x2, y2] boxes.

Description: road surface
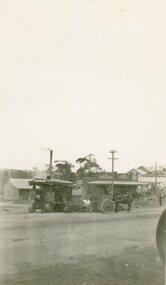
[[0, 202, 165, 285]]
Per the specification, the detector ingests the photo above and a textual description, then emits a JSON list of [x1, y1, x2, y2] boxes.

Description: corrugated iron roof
[[128, 168, 145, 175], [138, 166, 154, 173], [10, 179, 32, 189], [88, 180, 146, 186], [135, 169, 147, 175]]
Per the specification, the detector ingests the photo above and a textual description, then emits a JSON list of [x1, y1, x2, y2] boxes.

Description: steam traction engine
[[28, 178, 74, 213]]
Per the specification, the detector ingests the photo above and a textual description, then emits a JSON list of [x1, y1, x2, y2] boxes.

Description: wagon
[[86, 179, 141, 214], [89, 193, 134, 214]]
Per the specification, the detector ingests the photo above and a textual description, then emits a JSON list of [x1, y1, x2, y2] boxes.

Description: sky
[[0, 0, 166, 172]]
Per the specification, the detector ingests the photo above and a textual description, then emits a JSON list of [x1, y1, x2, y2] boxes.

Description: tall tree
[[76, 154, 102, 179], [10, 170, 33, 179], [54, 160, 75, 181]]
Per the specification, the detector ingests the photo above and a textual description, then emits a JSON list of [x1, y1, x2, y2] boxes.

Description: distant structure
[[4, 179, 32, 200], [128, 165, 166, 194], [82, 172, 146, 200]]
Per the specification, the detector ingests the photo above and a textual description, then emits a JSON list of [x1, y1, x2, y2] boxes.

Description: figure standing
[[159, 190, 164, 206]]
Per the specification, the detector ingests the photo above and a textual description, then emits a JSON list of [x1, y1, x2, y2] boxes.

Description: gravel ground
[[0, 202, 165, 285]]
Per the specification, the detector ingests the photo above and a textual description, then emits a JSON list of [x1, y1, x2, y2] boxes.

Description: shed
[[4, 179, 32, 201]]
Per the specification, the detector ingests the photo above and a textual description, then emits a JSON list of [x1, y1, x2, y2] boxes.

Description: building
[[87, 180, 145, 200], [4, 179, 32, 201], [82, 172, 146, 199], [137, 166, 154, 175], [129, 168, 147, 178], [128, 165, 166, 194]]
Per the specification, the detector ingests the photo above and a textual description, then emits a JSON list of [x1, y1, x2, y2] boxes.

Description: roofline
[[88, 180, 147, 186], [29, 178, 74, 186]]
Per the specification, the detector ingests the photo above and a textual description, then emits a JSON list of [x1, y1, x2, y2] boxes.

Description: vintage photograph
[[0, 0, 166, 284]]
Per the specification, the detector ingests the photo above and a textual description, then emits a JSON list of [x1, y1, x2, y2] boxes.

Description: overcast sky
[[0, 0, 166, 172]]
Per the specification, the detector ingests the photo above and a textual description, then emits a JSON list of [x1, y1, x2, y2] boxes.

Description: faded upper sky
[[0, 0, 166, 172]]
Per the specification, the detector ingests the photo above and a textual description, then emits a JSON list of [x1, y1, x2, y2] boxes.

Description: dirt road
[[0, 203, 165, 285]]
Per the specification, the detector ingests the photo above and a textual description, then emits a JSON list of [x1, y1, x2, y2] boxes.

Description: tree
[[1, 171, 9, 185], [76, 154, 102, 179], [32, 167, 40, 177], [54, 160, 75, 181], [10, 170, 33, 179]]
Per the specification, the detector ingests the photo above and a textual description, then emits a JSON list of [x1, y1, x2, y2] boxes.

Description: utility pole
[[155, 161, 158, 194], [108, 150, 118, 199]]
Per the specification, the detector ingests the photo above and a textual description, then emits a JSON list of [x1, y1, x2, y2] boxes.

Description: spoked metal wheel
[[101, 199, 115, 214]]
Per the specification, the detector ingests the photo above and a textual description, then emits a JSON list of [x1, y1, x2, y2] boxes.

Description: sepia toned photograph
[[0, 0, 166, 284]]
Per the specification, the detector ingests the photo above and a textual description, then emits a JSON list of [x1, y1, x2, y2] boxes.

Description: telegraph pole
[[155, 161, 158, 194], [108, 150, 118, 199]]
